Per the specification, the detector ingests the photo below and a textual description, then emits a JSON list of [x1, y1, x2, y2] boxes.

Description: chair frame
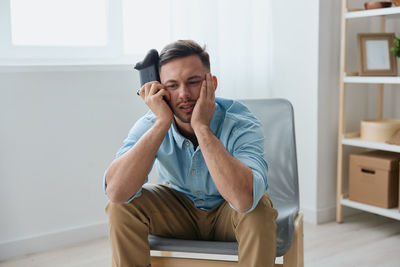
[[151, 213, 303, 267]]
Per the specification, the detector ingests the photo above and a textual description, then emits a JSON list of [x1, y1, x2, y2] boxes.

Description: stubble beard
[[172, 100, 195, 124], [174, 112, 192, 124]]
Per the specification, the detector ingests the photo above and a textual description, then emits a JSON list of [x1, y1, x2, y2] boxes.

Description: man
[[104, 40, 278, 267]]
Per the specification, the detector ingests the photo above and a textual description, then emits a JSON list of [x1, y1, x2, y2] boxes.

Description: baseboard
[[300, 206, 319, 224], [0, 221, 108, 261], [301, 205, 361, 224]]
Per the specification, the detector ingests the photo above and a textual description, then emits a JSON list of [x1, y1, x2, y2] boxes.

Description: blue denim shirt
[[104, 97, 268, 213]]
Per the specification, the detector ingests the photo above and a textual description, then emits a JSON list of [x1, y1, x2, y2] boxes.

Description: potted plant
[[391, 35, 400, 57]]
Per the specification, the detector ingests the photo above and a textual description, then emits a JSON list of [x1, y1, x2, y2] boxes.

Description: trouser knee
[[106, 201, 134, 227], [234, 194, 278, 267], [105, 189, 154, 227], [237, 195, 277, 228]]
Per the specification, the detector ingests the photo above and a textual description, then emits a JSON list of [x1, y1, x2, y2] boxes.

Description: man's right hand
[[138, 81, 173, 126]]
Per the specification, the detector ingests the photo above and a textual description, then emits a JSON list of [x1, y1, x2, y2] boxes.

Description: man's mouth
[[178, 102, 195, 113]]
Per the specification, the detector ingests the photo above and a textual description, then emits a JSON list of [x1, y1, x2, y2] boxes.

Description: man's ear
[[212, 75, 218, 91]]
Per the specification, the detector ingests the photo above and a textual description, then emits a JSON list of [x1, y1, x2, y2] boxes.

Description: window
[[0, 0, 175, 65], [0, 0, 273, 92], [123, 0, 171, 55], [10, 0, 108, 47], [0, 0, 123, 65]]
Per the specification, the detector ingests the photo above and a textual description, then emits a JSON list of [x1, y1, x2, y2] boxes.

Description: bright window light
[[123, 0, 171, 55], [10, 0, 108, 46]]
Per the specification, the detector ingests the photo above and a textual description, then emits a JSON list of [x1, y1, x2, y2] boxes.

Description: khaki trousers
[[106, 184, 278, 267]]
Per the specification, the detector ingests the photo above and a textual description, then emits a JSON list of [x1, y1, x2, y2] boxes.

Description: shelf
[[344, 75, 400, 84], [342, 137, 400, 152], [346, 7, 400, 19], [337, 0, 400, 223], [341, 198, 400, 220]]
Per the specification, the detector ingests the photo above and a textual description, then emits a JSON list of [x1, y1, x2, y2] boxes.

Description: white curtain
[[124, 0, 273, 99], [168, 0, 273, 99]]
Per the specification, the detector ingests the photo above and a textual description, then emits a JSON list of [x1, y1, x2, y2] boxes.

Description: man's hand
[[191, 73, 253, 212], [138, 81, 173, 126], [191, 73, 216, 133]]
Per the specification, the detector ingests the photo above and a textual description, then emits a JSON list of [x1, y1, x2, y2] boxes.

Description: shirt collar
[[171, 102, 224, 149], [171, 119, 186, 148]]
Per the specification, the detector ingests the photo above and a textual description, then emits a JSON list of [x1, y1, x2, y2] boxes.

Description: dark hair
[[159, 40, 210, 71]]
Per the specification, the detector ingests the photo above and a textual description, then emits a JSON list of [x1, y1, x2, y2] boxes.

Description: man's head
[[159, 40, 210, 72], [159, 40, 217, 126]]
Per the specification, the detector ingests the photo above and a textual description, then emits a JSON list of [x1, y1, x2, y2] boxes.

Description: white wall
[[316, 0, 342, 223], [269, 0, 320, 223], [317, 0, 362, 224], [0, 67, 148, 260]]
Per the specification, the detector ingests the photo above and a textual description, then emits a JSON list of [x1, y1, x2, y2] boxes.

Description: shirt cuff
[[228, 170, 266, 214], [103, 169, 147, 203]]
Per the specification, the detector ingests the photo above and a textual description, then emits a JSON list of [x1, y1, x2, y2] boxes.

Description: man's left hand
[[191, 73, 216, 133]]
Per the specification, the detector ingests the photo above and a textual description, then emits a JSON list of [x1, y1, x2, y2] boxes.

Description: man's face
[[160, 55, 209, 124]]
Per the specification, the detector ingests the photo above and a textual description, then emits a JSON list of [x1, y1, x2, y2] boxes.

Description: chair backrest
[[239, 99, 299, 256], [149, 99, 300, 257]]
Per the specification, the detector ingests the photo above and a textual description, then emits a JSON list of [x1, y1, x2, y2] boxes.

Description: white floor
[[1, 212, 399, 267]]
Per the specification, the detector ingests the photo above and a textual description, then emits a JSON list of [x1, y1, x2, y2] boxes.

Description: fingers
[[149, 82, 163, 96], [200, 79, 207, 99], [205, 73, 215, 100], [138, 81, 163, 99], [157, 88, 171, 102]]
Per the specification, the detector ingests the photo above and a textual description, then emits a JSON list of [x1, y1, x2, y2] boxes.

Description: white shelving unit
[[336, 1, 400, 223], [341, 198, 400, 220], [342, 137, 400, 152], [345, 6, 400, 18], [344, 75, 400, 84]]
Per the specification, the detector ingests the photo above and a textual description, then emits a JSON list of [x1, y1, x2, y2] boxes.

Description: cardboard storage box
[[349, 150, 400, 208]]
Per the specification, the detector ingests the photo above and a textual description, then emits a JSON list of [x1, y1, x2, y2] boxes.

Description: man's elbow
[[106, 186, 129, 204], [233, 168, 254, 213], [232, 192, 253, 213], [234, 200, 253, 213]]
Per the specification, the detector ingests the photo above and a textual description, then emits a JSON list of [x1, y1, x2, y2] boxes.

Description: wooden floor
[[1, 212, 400, 267]]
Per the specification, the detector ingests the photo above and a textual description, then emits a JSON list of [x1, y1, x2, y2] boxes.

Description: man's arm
[[105, 82, 172, 203], [195, 127, 253, 212], [106, 121, 170, 203], [191, 74, 253, 213]]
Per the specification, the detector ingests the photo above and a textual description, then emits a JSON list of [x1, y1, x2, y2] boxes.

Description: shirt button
[[197, 200, 203, 205], [195, 190, 201, 194], [191, 169, 196, 174], [185, 141, 190, 146]]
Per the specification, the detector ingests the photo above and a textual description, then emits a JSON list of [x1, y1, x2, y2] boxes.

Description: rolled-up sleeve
[[229, 121, 268, 214], [103, 111, 156, 203]]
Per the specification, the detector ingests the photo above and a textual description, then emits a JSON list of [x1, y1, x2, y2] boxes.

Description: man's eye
[[167, 84, 178, 89], [188, 81, 201, 86]]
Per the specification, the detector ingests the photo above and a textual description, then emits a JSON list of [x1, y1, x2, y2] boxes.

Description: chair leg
[[283, 213, 304, 267]]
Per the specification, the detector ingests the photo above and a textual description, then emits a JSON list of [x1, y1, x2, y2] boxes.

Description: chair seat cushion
[[148, 235, 238, 255], [149, 202, 298, 257]]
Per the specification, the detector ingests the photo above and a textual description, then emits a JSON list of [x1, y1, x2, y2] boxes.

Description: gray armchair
[[149, 98, 303, 267]]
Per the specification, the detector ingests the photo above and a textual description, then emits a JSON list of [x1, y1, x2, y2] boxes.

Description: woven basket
[[360, 119, 400, 142]]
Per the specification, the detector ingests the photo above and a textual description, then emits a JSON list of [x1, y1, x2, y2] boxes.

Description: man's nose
[[178, 84, 191, 100]]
